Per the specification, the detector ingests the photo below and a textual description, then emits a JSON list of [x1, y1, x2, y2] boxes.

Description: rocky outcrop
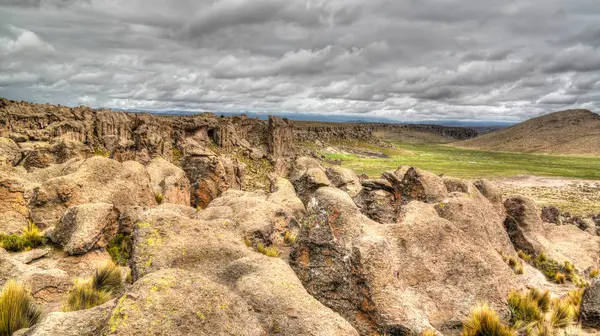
[[541, 205, 561, 224], [0, 159, 31, 234], [582, 280, 600, 328], [290, 185, 520, 335], [146, 158, 191, 205], [353, 178, 397, 223], [268, 116, 293, 158], [29, 156, 156, 229], [0, 137, 22, 165], [108, 268, 266, 335], [326, 166, 362, 197], [20, 140, 91, 170], [16, 300, 116, 336], [49, 203, 119, 255], [503, 196, 547, 255]]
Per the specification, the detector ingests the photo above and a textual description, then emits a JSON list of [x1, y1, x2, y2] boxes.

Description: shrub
[[460, 303, 514, 336], [107, 234, 131, 266], [527, 288, 551, 313], [154, 193, 164, 205], [554, 272, 566, 284], [0, 222, 44, 252], [420, 329, 437, 336], [0, 280, 42, 336], [550, 300, 575, 328], [93, 261, 122, 293], [63, 261, 122, 312], [63, 279, 111, 312], [507, 290, 543, 325], [284, 231, 297, 245]]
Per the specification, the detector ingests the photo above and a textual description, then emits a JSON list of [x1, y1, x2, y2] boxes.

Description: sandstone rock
[[473, 179, 504, 212], [0, 137, 22, 165], [131, 206, 249, 280], [582, 280, 600, 328], [541, 205, 561, 224], [20, 140, 91, 170], [353, 187, 397, 224], [326, 166, 362, 197], [29, 156, 155, 229], [222, 255, 359, 336], [291, 186, 520, 335], [266, 177, 305, 218], [289, 157, 330, 202], [108, 269, 266, 336], [436, 181, 515, 253], [0, 160, 30, 234], [49, 203, 119, 255], [146, 158, 191, 205], [504, 196, 600, 270], [397, 167, 447, 203], [0, 248, 72, 312], [268, 116, 294, 158], [503, 196, 547, 255], [183, 154, 245, 209], [16, 300, 116, 336]]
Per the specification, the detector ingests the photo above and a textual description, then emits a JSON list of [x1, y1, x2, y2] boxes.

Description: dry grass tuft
[[0, 222, 44, 252], [63, 261, 122, 312], [508, 290, 543, 325], [550, 299, 575, 328], [554, 272, 566, 284], [460, 303, 514, 336], [256, 243, 280, 258], [154, 193, 164, 205], [0, 280, 42, 336], [420, 329, 437, 336], [284, 231, 297, 245], [590, 268, 599, 278]]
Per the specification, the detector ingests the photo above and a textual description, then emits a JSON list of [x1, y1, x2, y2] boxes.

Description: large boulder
[[222, 256, 359, 336], [582, 280, 600, 328], [397, 167, 447, 203], [183, 153, 245, 209], [504, 195, 600, 270], [326, 166, 362, 197], [473, 179, 504, 212], [289, 157, 330, 202], [15, 300, 116, 336], [0, 248, 72, 312], [108, 269, 266, 336], [0, 137, 22, 165], [29, 156, 155, 229], [291, 186, 520, 335], [266, 177, 305, 218], [49, 203, 119, 255], [436, 180, 515, 253], [503, 196, 547, 255], [267, 116, 294, 158], [146, 158, 191, 205], [20, 140, 91, 170], [353, 179, 397, 224], [0, 160, 31, 234], [541, 205, 561, 224]]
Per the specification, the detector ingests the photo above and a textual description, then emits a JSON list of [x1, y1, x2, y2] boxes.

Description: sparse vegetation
[[0, 222, 44, 252], [518, 251, 578, 284], [63, 261, 122, 312], [154, 192, 164, 205], [107, 234, 131, 266], [504, 255, 524, 275], [256, 243, 279, 258], [0, 280, 42, 336], [284, 231, 297, 245], [172, 147, 183, 163], [93, 147, 110, 157], [460, 303, 514, 336], [420, 329, 437, 336]]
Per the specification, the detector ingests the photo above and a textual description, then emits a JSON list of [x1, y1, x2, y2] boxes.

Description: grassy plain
[[324, 142, 600, 180]]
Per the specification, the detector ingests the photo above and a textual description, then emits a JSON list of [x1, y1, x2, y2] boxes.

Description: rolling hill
[[457, 109, 600, 155]]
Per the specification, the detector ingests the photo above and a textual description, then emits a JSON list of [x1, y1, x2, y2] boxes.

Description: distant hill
[[458, 109, 600, 155]]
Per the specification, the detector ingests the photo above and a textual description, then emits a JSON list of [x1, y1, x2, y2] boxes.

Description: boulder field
[[0, 103, 599, 335]]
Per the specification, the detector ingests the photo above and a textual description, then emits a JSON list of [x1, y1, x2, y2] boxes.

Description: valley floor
[[324, 142, 600, 215]]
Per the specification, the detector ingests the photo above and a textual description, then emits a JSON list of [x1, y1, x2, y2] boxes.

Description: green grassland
[[325, 142, 600, 180]]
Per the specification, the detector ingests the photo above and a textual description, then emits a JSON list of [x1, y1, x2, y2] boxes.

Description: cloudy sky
[[1, 0, 600, 121]]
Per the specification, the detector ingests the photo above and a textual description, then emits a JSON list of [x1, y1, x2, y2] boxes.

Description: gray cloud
[[0, 0, 599, 121]]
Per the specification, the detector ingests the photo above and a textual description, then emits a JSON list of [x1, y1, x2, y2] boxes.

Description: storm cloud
[[1, 0, 599, 121]]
